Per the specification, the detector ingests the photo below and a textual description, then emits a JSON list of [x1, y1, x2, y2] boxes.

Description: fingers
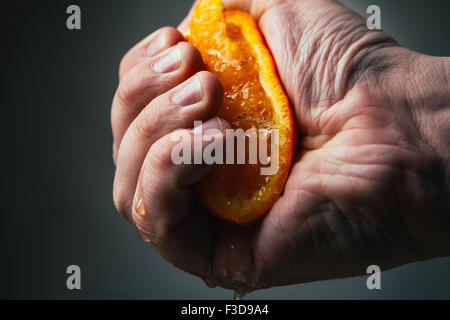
[[130, 118, 230, 277], [113, 71, 224, 220], [112, 41, 205, 163], [133, 118, 227, 238], [119, 27, 185, 80]]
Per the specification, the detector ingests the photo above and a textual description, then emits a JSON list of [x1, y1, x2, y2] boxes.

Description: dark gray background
[[1, 0, 449, 299]]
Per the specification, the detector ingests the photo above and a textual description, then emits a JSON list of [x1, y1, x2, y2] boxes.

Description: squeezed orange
[[186, 0, 296, 224]]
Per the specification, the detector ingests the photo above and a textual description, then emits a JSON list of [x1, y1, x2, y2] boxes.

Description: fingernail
[[152, 46, 181, 73], [172, 76, 203, 106], [193, 117, 228, 135], [135, 198, 146, 216], [146, 31, 167, 57], [138, 230, 152, 243]]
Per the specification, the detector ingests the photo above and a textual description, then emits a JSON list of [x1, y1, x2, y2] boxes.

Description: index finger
[[119, 27, 185, 80]]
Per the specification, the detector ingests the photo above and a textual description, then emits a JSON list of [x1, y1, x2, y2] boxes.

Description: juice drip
[[204, 278, 217, 288], [233, 291, 246, 300]]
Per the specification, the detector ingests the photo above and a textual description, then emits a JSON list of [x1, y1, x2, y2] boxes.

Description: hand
[[112, 0, 450, 292]]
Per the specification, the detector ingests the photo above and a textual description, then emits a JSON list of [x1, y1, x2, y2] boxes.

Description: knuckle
[[147, 138, 173, 170], [149, 129, 192, 169], [119, 50, 133, 79], [133, 104, 176, 140], [113, 183, 131, 217], [133, 112, 154, 139], [117, 60, 159, 109], [160, 26, 182, 40], [117, 74, 135, 106]]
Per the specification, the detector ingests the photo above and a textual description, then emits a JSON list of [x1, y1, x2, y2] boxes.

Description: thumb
[[230, 0, 395, 130]]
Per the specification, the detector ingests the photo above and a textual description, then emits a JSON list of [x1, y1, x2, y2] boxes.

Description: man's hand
[[111, 0, 450, 292]]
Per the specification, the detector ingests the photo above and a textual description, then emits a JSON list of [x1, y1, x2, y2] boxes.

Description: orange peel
[[186, 0, 296, 225]]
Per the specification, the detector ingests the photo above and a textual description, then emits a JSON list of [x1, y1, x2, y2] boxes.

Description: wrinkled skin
[[111, 0, 450, 292]]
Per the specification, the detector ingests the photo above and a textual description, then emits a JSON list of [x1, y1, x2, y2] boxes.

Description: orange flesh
[[186, 0, 295, 224]]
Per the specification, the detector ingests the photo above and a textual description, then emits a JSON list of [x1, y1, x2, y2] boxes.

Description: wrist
[[407, 54, 450, 168], [371, 48, 449, 193], [403, 52, 450, 256], [406, 54, 450, 196], [370, 48, 450, 256]]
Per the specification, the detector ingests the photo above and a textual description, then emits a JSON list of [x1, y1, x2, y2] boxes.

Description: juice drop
[[233, 291, 246, 300], [204, 278, 217, 289]]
